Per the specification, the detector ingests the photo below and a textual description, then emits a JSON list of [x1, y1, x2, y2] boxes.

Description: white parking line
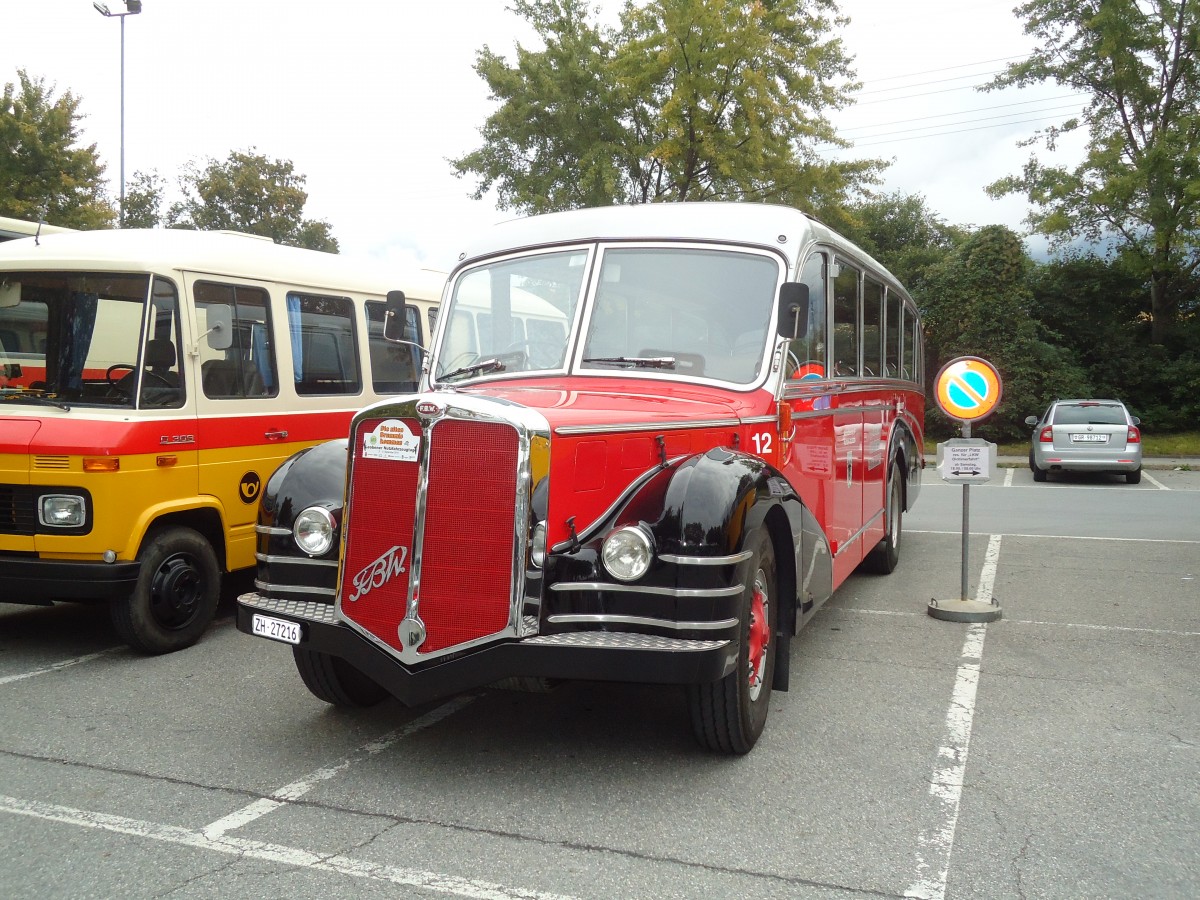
[[906, 534, 1001, 900], [0, 794, 578, 900], [1142, 471, 1169, 490], [831, 608, 1200, 638], [202, 694, 476, 838], [911, 529, 1200, 544], [0, 648, 119, 687], [1003, 468, 1014, 488]]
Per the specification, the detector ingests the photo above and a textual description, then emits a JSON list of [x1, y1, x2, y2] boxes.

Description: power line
[[819, 115, 1067, 151], [854, 69, 1008, 96], [853, 54, 1030, 85], [837, 93, 1087, 133], [841, 103, 1083, 140]]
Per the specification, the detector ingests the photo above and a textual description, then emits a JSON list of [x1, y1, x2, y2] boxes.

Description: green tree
[[452, 0, 882, 220], [842, 192, 967, 292], [0, 70, 115, 229], [121, 169, 168, 229], [168, 149, 338, 252], [984, 0, 1200, 344], [922, 226, 1089, 441]]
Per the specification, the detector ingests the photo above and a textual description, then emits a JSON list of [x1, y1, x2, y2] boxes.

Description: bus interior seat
[[134, 338, 182, 406], [202, 358, 266, 398]]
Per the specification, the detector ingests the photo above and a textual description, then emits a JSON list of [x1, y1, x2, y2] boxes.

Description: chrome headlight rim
[[601, 524, 655, 582], [39, 493, 87, 528], [293, 506, 337, 557]]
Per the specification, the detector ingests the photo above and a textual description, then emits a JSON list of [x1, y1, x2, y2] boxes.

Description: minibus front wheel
[[111, 526, 221, 654]]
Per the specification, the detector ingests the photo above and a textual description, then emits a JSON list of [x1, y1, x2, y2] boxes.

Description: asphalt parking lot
[[1, 465, 1197, 899]]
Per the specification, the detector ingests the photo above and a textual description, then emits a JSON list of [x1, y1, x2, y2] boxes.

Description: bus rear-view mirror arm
[[383, 289, 428, 359], [777, 282, 809, 340]]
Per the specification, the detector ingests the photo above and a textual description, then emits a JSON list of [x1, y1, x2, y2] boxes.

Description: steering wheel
[[106, 363, 136, 386], [502, 339, 563, 369]]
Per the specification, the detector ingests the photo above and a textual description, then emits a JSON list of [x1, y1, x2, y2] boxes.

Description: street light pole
[[93, 1, 143, 228]]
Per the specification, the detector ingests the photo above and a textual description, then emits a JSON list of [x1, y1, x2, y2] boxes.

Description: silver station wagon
[[1026, 399, 1143, 483]]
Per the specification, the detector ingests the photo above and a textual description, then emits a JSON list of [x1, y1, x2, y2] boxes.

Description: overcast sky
[[6, 1, 1085, 271]]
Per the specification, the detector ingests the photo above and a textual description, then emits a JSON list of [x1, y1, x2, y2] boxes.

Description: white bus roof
[[0, 228, 446, 301], [0, 216, 76, 242], [456, 202, 908, 299]]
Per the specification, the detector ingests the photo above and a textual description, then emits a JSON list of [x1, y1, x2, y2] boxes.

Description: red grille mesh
[[418, 419, 518, 651]]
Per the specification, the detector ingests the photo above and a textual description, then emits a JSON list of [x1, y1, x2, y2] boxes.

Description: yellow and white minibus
[[0, 228, 443, 653]]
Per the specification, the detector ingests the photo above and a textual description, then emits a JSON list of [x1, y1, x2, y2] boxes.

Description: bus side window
[[905, 307, 920, 383], [863, 277, 884, 379], [366, 300, 422, 393], [885, 289, 902, 379], [832, 260, 860, 378], [788, 251, 827, 380], [288, 293, 362, 396], [196, 282, 277, 399]]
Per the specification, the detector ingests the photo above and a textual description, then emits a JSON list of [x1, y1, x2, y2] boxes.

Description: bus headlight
[[294, 506, 337, 557], [39, 494, 86, 528], [530, 522, 547, 568], [601, 525, 654, 582]]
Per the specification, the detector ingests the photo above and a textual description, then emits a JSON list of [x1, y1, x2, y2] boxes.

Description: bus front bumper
[[0, 556, 141, 603]]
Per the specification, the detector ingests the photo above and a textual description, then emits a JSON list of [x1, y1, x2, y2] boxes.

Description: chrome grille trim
[[523, 632, 729, 651], [554, 418, 739, 435], [256, 525, 292, 536], [256, 553, 337, 568], [659, 550, 753, 566], [254, 579, 336, 598], [242, 593, 336, 623], [548, 581, 744, 598], [547, 613, 738, 631]]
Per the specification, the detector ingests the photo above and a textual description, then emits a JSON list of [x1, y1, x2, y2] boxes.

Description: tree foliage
[[984, 0, 1200, 344], [842, 192, 967, 292], [168, 149, 338, 252], [0, 70, 115, 229], [121, 169, 168, 229], [452, 0, 882, 222]]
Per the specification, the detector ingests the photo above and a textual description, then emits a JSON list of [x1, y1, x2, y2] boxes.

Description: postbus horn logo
[[934, 356, 1003, 423]]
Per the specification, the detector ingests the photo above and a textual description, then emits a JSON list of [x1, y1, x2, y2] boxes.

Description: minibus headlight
[[530, 522, 547, 568], [601, 525, 654, 582], [294, 507, 337, 557], [39, 494, 86, 528]]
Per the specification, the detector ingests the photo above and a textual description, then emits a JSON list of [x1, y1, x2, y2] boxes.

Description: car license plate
[[1070, 434, 1108, 443], [252, 613, 302, 645]]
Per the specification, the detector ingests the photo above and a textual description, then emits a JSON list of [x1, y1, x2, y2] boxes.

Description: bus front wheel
[[111, 527, 220, 654]]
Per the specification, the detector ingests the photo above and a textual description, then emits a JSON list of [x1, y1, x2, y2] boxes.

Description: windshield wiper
[[0, 389, 71, 411], [582, 356, 677, 369], [439, 357, 508, 382]]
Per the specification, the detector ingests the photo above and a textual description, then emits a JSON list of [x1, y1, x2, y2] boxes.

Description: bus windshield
[[0, 271, 181, 409]]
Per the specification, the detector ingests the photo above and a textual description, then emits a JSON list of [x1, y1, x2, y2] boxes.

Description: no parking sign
[[934, 356, 1002, 423]]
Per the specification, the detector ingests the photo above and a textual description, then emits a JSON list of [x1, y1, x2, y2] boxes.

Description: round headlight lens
[[530, 522, 547, 568], [601, 526, 654, 582], [294, 506, 336, 557]]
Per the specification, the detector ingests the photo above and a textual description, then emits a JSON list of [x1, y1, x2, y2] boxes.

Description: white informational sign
[[936, 438, 997, 484], [361, 419, 420, 462]]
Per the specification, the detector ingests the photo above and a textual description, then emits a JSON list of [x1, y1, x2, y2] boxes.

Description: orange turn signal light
[[83, 457, 120, 473]]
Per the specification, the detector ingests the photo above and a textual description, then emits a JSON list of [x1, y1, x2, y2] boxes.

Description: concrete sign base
[[927, 597, 1003, 623]]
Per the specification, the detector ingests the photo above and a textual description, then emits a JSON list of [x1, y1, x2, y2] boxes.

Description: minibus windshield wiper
[[0, 389, 71, 411], [439, 357, 508, 382], [582, 356, 677, 369]]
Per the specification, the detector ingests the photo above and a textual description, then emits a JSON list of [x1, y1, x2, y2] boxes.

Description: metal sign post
[[929, 357, 1004, 623]]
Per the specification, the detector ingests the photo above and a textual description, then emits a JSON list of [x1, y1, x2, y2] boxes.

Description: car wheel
[[293, 647, 389, 707], [1030, 451, 1047, 482], [1126, 468, 1142, 485], [864, 462, 903, 574], [688, 530, 776, 754], [110, 527, 220, 654]]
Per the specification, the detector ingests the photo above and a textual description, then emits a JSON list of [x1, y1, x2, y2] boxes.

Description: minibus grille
[[0, 485, 37, 535], [340, 417, 520, 659]]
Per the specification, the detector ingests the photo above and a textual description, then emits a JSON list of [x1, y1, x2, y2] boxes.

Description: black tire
[[864, 462, 904, 574], [688, 530, 776, 754], [293, 647, 389, 707], [110, 527, 220, 654], [1126, 468, 1142, 484], [1030, 451, 1048, 482]]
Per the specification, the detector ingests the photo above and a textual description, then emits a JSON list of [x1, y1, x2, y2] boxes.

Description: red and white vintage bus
[[0, 228, 442, 653], [237, 203, 925, 753]]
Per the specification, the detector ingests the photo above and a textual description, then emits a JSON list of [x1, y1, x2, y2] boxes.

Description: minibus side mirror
[[777, 282, 809, 340], [204, 303, 234, 351], [0, 280, 21, 309], [383, 289, 409, 342]]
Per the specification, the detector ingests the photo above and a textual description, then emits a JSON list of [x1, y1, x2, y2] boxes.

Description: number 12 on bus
[[238, 203, 925, 754]]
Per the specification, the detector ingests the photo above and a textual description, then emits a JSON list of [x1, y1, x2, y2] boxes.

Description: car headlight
[[294, 506, 337, 557], [39, 494, 86, 528], [530, 522, 547, 568], [601, 525, 654, 582]]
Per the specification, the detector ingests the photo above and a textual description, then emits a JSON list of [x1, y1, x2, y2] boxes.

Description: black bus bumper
[[0, 556, 141, 603], [237, 592, 737, 707]]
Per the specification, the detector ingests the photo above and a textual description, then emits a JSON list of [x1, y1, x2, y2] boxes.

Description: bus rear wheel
[[293, 647, 390, 707], [864, 462, 904, 574], [111, 526, 220, 654], [687, 530, 776, 754]]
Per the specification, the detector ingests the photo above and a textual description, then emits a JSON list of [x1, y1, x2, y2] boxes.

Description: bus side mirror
[[383, 289, 409, 342], [204, 303, 234, 351], [0, 280, 21, 309], [777, 282, 809, 340]]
